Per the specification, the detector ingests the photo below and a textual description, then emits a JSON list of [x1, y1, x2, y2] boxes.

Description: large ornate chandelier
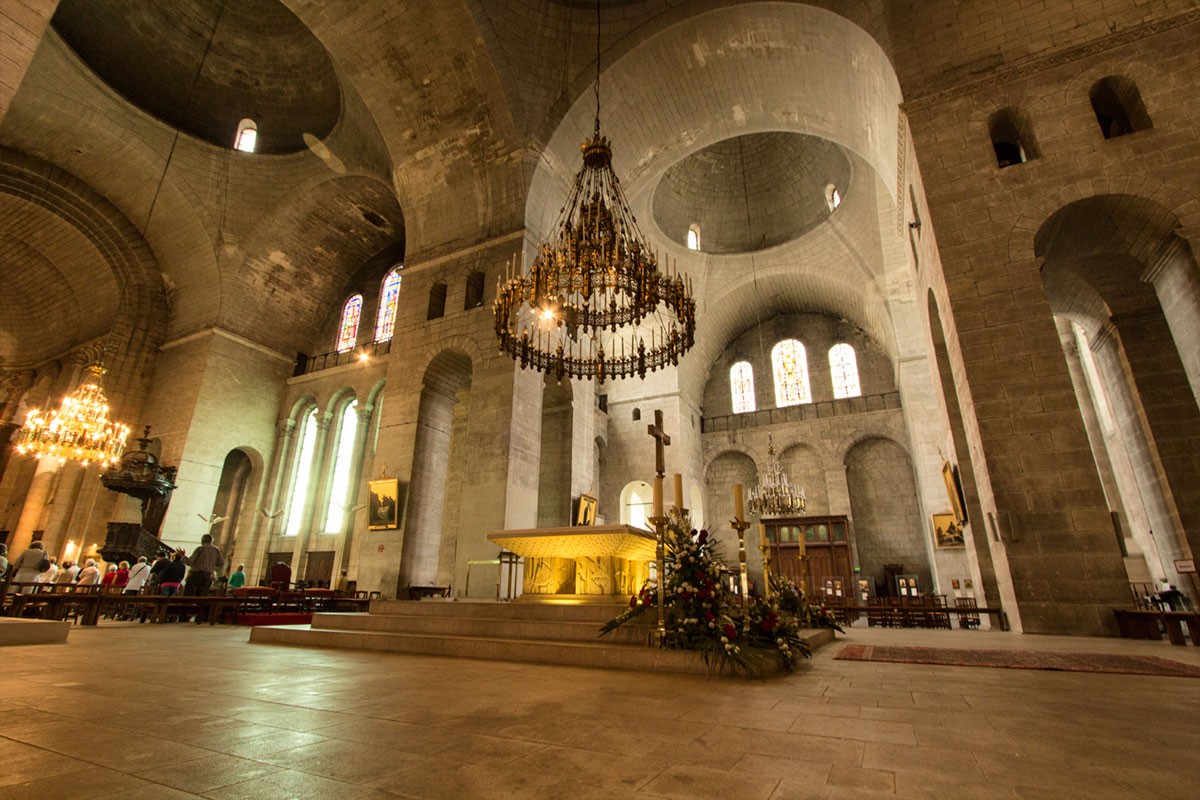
[[748, 435, 807, 518], [493, 3, 695, 383], [13, 364, 131, 467]]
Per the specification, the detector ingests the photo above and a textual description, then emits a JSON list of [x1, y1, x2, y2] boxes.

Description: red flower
[[698, 530, 708, 544], [723, 623, 737, 639], [629, 595, 637, 608]]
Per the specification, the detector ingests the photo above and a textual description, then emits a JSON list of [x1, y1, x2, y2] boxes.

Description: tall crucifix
[[646, 409, 670, 479], [645, 408, 670, 647]]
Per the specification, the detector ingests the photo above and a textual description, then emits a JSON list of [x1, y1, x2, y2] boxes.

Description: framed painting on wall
[[932, 511, 966, 548], [942, 461, 968, 525], [368, 478, 400, 530]]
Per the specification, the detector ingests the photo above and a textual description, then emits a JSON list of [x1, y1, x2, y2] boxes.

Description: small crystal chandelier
[[493, 1, 695, 383], [748, 435, 807, 518], [13, 364, 131, 467]]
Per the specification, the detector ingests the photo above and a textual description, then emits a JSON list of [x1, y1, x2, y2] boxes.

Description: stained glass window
[[829, 343, 861, 399], [772, 339, 811, 406], [336, 294, 362, 352], [730, 361, 756, 414], [374, 268, 402, 342]]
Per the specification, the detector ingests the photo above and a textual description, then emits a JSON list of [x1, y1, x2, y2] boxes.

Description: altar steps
[[248, 600, 835, 674]]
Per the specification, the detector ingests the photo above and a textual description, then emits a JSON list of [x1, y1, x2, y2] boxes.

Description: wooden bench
[[1114, 609, 1200, 646]]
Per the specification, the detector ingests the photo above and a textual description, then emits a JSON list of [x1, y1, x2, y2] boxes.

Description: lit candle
[[673, 473, 683, 510], [733, 483, 744, 521], [653, 475, 664, 518]]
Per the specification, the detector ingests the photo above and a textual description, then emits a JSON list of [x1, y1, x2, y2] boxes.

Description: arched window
[[336, 295, 362, 353], [829, 343, 862, 399], [234, 118, 257, 153], [621, 481, 653, 531], [464, 271, 485, 309], [988, 107, 1039, 168], [374, 268, 402, 342], [825, 184, 842, 211], [1090, 76, 1152, 139], [284, 408, 319, 537], [687, 224, 701, 251], [427, 282, 447, 320], [323, 400, 359, 533], [772, 340, 811, 406], [730, 361, 756, 414]]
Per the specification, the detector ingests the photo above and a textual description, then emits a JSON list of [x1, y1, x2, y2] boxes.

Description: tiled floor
[[1, 623, 1197, 799]]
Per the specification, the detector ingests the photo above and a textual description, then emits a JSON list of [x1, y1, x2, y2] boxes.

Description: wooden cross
[[646, 409, 670, 477]]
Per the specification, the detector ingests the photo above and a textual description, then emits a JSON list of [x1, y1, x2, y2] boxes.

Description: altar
[[486, 524, 656, 601]]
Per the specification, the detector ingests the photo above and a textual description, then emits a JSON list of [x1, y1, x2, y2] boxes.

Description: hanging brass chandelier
[[748, 435, 807, 518], [13, 364, 131, 468], [493, 1, 695, 383]]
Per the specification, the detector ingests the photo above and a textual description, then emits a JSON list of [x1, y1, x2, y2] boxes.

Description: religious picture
[[932, 511, 966, 548], [942, 461, 968, 525], [575, 494, 598, 526], [368, 478, 400, 530]]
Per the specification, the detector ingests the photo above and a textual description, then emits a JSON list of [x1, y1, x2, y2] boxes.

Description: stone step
[[369, 599, 633, 622], [311, 610, 651, 646], [249, 624, 720, 674]]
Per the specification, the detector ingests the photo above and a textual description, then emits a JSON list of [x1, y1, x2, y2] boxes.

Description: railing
[[701, 391, 901, 433], [294, 339, 392, 377]]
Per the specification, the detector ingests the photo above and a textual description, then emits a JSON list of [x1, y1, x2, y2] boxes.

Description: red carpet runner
[[835, 644, 1200, 678]]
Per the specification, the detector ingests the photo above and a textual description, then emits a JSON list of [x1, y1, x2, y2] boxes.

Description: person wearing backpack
[[11, 541, 48, 591]]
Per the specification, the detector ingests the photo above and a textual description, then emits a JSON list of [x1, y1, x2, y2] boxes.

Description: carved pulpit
[[487, 525, 656, 601]]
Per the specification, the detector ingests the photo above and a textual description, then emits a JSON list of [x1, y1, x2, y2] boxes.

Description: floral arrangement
[[601, 517, 840, 678]]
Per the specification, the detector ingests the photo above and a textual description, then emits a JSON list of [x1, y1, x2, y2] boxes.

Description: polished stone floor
[[1, 623, 1197, 800]]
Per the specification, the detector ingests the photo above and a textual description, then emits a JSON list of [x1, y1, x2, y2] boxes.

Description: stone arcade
[[1, 1, 1198, 640]]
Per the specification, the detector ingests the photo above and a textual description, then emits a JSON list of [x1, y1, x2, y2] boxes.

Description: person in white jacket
[[124, 557, 152, 594]]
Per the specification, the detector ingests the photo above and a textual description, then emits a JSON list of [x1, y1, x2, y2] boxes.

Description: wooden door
[[763, 516, 855, 602], [304, 551, 335, 588]]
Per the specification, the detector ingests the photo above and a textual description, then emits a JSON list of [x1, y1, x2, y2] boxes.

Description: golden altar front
[[486, 524, 656, 601]]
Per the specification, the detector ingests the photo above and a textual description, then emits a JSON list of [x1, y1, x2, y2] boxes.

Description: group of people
[[1, 535, 247, 598]]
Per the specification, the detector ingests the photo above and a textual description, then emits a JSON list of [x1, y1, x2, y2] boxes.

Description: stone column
[[244, 419, 296, 579], [40, 462, 86, 559], [951, 257, 1127, 634], [8, 457, 61, 554], [1102, 310, 1200, 570], [336, 402, 375, 576], [1142, 238, 1200, 408]]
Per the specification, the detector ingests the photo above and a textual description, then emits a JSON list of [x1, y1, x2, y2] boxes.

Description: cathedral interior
[[2, 0, 1198, 637]]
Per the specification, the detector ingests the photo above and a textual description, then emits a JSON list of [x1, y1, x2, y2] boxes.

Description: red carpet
[[237, 613, 312, 626], [834, 644, 1200, 678]]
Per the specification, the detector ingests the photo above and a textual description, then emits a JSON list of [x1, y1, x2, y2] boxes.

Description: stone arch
[[777, 442, 827, 516], [843, 435, 928, 596], [703, 449, 758, 566], [401, 347, 475, 593]]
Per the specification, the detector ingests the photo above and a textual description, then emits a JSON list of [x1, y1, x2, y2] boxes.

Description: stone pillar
[[8, 457, 61, 554], [336, 402, 375, 576], [952, 257, 1127, 634], [1142, 238, 1200, 408], [1103, 310, 1200, 570], [245, 419, 296, 578], [40, 462, 86, 559]]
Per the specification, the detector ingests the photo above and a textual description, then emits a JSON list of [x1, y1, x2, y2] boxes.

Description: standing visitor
[[159, 552, 186, 596], [35, 556, 59, 583], [11, 541, 48, 589], [125, 557, 151, 594], [76, 559, 102, 586], [181, 534, 224, 597], [227, 563, 246, 593], [114, 561, 131, 589], [101, 563, 118, 586], [0, 544, 8, 579]]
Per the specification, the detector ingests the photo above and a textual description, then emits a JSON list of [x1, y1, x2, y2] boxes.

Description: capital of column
[[1140, 237, 1186, 285]]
